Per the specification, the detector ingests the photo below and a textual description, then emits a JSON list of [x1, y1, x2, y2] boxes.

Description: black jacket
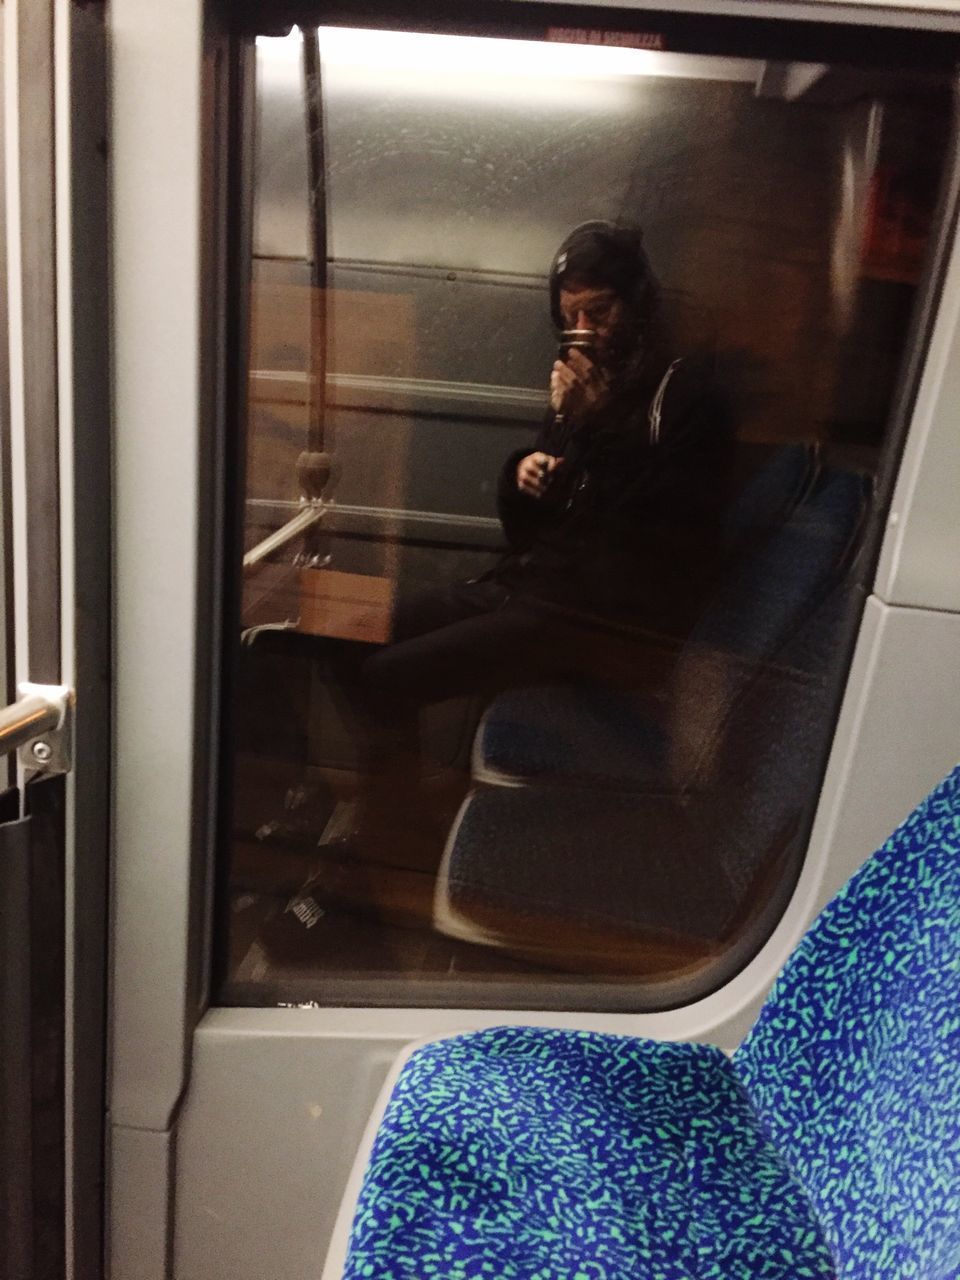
[[494, 354, 734, 636]]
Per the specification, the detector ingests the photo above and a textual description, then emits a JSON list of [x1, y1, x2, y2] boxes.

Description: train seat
[[322, 765, 960, 1280], [473, 444, 832, 790], [472, 680, 668, 790], [433, 468, 867, 969], [473, 437, 819, 788]]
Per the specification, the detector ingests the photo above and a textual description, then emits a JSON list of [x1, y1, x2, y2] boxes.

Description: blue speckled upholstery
[[721, 442, 815, 543], [341, 766, 960, 1279], [475, 445, 818, 789], [445, 784, 733, 941], [475, 460, 857, 791], [345, 1029, 835, 1280], [476, 683, 667, 789], [445, 476, 864, 948], [735, 765, 960, 1278]]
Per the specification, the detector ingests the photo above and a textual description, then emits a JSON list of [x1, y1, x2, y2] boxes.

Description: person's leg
[[322, 579, 519, 865], [363, 598, 556, 704], [265, 595, 668, 947], [364, 597, 669, 703], [350, 588, 613, 870], [331, 577, 511, 764], [327, 581, 672, 870], [390, 578, 513, 643]]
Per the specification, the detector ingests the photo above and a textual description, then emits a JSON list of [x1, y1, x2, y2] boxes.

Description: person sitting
[[267, 220, 735, 931], [362, 220, 734, 713]]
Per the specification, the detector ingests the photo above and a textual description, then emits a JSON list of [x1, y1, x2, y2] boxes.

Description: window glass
[[221, 17, 956, 1009]]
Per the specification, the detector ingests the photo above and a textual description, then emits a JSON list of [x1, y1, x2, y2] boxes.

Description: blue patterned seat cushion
[[734, 765, 960, 1279], [344, 1026, 835, 1280], [445, 785, 734, 942], [476, 684, 667, 788], [342, 768, 960, 1279], [474, 465, 860, 792]]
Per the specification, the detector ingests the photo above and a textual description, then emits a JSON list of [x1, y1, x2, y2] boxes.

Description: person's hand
[[549, 349, 609, 421], [516, 451, 563, 498]]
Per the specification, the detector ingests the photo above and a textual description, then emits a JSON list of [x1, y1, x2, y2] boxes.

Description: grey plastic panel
[[792, 599, 960, 904], [110, 1126, 173, 1280], [874, 204, 960, 613], [174, 1021, 401, 1280], [318, 1037, 454, 1280], [109, 0, 204, 1134]]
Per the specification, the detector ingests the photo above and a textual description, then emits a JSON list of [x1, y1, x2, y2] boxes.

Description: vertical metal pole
[[57, 3, 111, 1275], [302, 26, 327, 457], [13, 0, 60, 688], [0, 14, 13, 797]]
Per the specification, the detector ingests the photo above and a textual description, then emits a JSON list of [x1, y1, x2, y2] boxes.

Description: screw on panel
[[32, 740, 53, 764]]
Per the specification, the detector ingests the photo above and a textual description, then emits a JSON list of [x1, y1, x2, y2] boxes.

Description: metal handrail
[[0, 691, 64, 758], [242, 504, 325, 572]]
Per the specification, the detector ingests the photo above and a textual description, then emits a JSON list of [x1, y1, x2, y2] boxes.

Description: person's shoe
[[257, 869, 337, 961]]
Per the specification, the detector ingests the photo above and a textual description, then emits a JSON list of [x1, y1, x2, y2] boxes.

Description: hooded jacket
[[494, 222, 733, 636]]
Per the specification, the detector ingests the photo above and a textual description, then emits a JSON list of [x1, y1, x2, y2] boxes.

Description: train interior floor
[[221, 750, 560, 1004]]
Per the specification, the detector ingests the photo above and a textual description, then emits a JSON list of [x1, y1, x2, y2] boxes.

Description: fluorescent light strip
[[257, 26, 760, 88]]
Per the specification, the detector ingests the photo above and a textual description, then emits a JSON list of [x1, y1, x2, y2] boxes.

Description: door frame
[[2, 1, 110, 1277]]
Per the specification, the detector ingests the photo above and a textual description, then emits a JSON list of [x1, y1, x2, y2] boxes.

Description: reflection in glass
[[224, 23, 955, 1009]]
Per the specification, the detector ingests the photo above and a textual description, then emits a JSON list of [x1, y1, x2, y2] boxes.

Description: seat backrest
[[733, 765, 960, 1279], [720, 441, 816, 551], [668, 466, 866, 791]]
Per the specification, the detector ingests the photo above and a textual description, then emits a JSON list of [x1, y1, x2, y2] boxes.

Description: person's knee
[[359, 645, 396, 691], [391, 579, 508, 644], [359, 642, 426, 704]]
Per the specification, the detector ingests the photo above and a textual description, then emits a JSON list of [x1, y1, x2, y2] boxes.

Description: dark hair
[[548, 220, 658, 330], [549, 220, 668, 390]]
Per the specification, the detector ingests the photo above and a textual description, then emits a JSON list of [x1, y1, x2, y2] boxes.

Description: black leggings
[[360, 578, 659, 705], [236, 578, 672, 860], [327, 578, 662, 853]]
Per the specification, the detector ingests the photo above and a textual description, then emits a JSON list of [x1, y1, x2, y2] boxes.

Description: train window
[[219, 14, 956, 1010]]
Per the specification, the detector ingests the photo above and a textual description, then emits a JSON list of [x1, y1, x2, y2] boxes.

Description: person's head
[[549, 221, 660, 369]]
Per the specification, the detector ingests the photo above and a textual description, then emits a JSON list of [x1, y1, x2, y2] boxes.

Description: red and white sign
[[546, 27, 665, 51]]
